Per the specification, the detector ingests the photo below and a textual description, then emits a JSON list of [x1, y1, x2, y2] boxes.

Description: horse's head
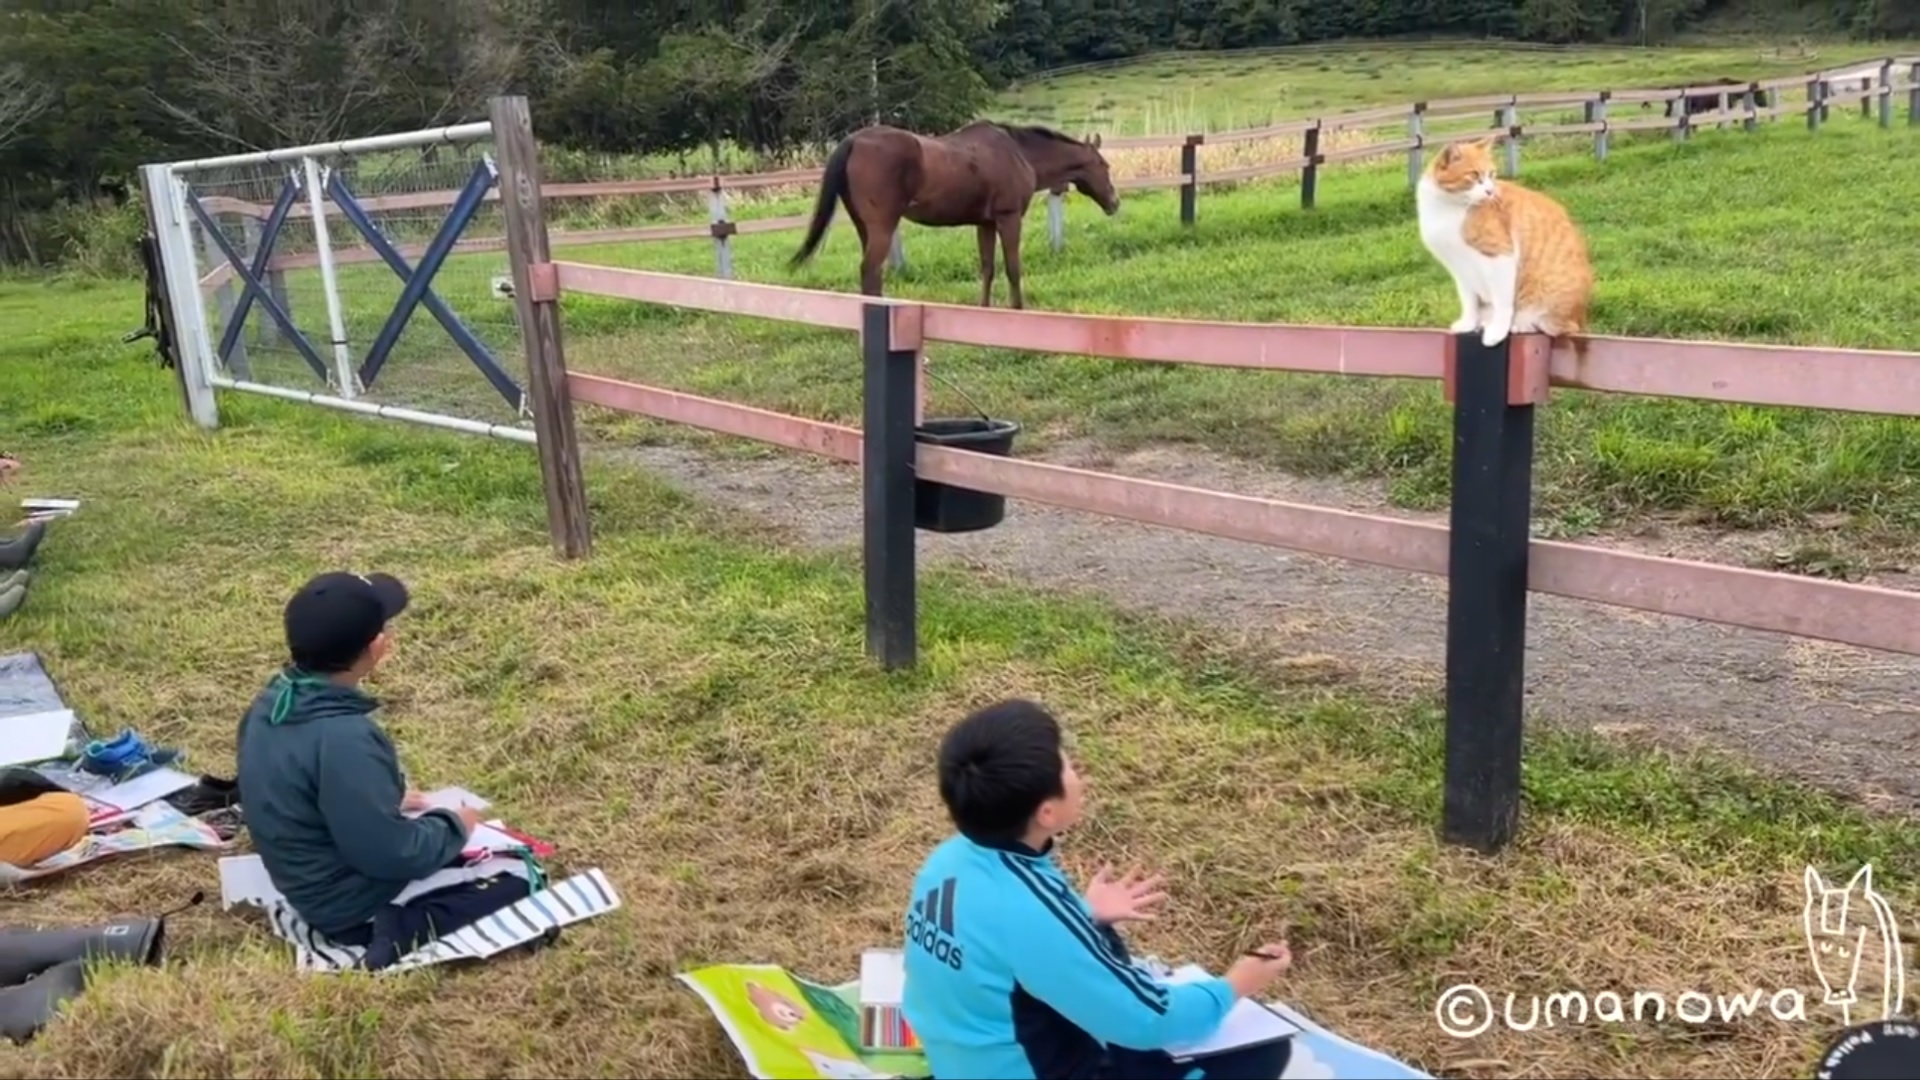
[[1005, 125, 1120, 217], [1068, 132, 1120, 217]]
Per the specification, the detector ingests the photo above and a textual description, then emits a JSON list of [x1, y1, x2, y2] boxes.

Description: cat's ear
[[1473, 134, 1498, 151], [1437, 143, 1456, 166]]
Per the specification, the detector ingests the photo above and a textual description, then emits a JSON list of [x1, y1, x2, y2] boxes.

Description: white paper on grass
[[91, 767, 197, 811], [0, 708, 75, 768]]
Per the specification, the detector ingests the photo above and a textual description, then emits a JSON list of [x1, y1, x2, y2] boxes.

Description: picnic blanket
[[0, 799, 228, 885], [219, 853, 622, 973], [677, 961, 1434, 1080], [0, 650, 88, 756]]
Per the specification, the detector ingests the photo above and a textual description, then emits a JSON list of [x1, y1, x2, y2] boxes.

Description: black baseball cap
[[283, 571, 410, 673]]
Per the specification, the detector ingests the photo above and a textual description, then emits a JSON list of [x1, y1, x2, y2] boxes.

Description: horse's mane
[[991, 122, 1085, 146]]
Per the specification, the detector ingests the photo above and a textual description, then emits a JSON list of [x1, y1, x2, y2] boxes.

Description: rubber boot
[[0, 569, 25, 592], [0, 959, 83, 1044], [0, 521, 44, 571], [0, 916, 163, 988], [0, 580, 22, 621]]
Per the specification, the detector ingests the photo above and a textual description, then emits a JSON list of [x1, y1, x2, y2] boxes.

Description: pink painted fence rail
[[550, 262, 1920, 659]]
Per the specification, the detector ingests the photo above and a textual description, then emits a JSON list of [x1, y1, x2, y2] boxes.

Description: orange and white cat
[[1417, 137, 1593, 350]]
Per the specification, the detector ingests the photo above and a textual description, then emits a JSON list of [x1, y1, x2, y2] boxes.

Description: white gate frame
[[142, 122, 535, 445]]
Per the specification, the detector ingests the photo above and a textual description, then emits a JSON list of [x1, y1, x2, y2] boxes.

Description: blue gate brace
[[350, 160, 505, 401], [187, 179, 331, 382], [326, 167, 525, 411]]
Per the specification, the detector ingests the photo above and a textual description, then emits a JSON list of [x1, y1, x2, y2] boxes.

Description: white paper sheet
[[1162, 963, 1304, 1062], [0, 708, 75, 767], [424, 786, 491, 812], [92, 766, 197, 810]]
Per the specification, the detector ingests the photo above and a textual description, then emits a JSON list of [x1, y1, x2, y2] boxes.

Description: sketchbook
[[1161, 964, 1304, 1062]]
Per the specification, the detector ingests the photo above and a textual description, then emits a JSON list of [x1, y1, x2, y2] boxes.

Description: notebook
[[1160, 963, 1304, 1062]]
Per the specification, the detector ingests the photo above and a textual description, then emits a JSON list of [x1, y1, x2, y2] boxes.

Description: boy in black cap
[[237, 571, 529, 969]]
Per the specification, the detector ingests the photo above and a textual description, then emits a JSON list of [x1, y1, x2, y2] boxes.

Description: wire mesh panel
[[164, 125, 533, 434]]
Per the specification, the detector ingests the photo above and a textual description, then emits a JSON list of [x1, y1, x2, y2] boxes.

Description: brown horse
[[789, 120, 1120, 309]]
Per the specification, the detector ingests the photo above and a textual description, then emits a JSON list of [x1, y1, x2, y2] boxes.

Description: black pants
[[331, 874, 531, 971], [1097, 1042, 1291, 1080]]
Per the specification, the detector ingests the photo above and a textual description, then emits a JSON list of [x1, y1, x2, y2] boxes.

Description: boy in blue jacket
[[237, 571, 524, 969], [902, 699, 1295, 1079]]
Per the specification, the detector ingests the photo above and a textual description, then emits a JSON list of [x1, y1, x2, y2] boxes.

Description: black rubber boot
[[0, 916, 164, 988], [0, 521, 45, 571], [0, 959, 83, 1044]]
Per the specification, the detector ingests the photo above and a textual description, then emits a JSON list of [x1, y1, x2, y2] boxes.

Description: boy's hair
[[937, 699, 1066, 845]]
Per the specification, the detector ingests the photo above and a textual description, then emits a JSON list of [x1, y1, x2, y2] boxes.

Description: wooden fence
[[197, 56, 1920, 300], [480, 95, 1920, 855]]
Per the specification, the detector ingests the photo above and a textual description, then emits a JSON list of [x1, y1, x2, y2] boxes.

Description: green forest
[[1, 0, 1913, 266]]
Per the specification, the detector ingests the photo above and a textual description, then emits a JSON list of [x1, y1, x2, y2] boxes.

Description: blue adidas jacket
[[900, 834, 1236, 1079]]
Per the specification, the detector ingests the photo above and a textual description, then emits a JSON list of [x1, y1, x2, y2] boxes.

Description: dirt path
[[615, 439, 1920, 810]]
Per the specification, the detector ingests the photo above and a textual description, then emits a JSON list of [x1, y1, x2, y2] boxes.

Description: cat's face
[[1430, 140, 1499, 205]]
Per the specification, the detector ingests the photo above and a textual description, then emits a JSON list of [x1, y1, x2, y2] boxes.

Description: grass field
[[992, 40, 1909, 134], [10, 260, 1920, 1080], [237, 109, 1920, 551]]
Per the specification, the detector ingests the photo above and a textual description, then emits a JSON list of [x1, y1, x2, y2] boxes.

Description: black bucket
[[914, 417, 1021, 533]]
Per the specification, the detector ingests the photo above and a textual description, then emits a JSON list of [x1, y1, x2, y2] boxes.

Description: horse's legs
[[996, 213, 1026, 310], [859, 221, 893, 297], [975, 224, 998, 308]]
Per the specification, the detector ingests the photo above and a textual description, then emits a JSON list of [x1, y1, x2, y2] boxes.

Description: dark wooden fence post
[[862, 301, 921, 670], [1807, 78, 1823, 131], [489, 94, 592, 560], [1591, 91, 1610, 161], [1439, 332, 1547, 853], [1179, 135, 1200, 226], [1300, 123, 1321, 210], [1878, 61, 1894, 128]]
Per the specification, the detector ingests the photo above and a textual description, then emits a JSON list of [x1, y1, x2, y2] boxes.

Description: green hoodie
[[235, 668, 467, 936]]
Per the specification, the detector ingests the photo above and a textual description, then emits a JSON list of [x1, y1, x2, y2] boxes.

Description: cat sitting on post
[[1416, 136, 1594, 353]]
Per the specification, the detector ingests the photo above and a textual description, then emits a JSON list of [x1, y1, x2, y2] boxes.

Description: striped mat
[[224, 859, 622, 974]]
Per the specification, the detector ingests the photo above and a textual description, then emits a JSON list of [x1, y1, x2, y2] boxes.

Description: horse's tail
[[790, 137, 855, 269]]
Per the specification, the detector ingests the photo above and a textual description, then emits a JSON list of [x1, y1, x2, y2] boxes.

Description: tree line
[[1, 0, 1909, 267]]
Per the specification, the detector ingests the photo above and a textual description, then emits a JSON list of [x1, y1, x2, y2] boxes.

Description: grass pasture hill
[[993, 38, 1907, 134], [6, 41, 1920, 1080]]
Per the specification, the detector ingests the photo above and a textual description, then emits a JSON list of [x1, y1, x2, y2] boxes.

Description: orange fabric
[[0, 791, 88, 867]]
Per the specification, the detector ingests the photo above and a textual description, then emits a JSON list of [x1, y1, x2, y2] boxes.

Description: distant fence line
[[194, 56, 1920, 298]]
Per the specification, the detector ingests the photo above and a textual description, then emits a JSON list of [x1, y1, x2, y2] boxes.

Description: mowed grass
[[993, 40, 1912, 134], [9, 278, 1920, 1080]]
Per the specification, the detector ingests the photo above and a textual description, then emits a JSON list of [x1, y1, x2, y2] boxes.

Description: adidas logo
[[907, 877, 964, 970]]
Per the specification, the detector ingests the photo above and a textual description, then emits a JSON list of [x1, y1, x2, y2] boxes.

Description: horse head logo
[[1804, 864, 1907, 1024]]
